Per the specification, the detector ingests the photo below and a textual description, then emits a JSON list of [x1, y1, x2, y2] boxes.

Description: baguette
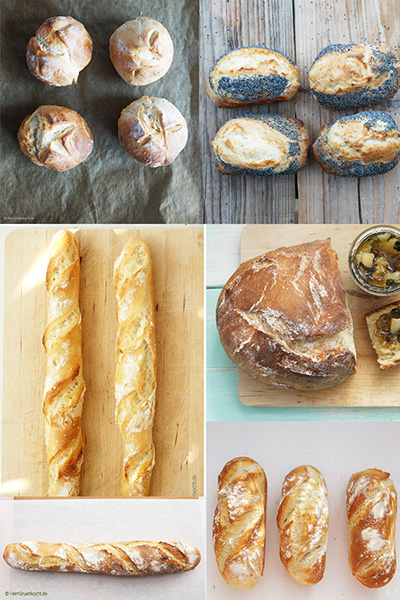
[[114, 237, 157, 497], [42, 230, 85, 496], [213, 457, 267, 589], [276, 465, 329, 585], [346, 468, 397, 588], [3, 541, 200, 576]]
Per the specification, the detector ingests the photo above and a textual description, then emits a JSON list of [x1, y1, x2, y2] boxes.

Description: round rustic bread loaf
[[309, 43, 400, 110], [26, 16, 93, 86], [110, 17, 173, 86], [216, 239, 357, 391], [118, 96, 188, 167], [313, 111, 400, 177], [18, 105, 93, 171], [206, 46, 299, 107]]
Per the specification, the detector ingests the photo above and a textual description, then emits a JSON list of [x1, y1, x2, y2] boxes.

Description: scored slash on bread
[[213, 457, 267, 589], [114, 237, 157, 497], [3, 541, 201, 576], [276, 465, 329, 585], [346, 469, 397, 588], [42, 230, 85, 497]]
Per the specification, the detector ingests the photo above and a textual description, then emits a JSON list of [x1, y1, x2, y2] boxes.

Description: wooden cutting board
[[239, 225, 400, 407], [2, 228, 204, 498]]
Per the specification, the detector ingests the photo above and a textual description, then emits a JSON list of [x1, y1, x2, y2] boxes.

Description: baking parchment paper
[[0, 497, 205, 599], [1, 0, 199, 224]]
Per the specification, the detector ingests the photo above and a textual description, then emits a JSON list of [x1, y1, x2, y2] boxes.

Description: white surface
[[207, 421, 400, 599], [206, 225, 243, 287], [0, 495, 205, 598]]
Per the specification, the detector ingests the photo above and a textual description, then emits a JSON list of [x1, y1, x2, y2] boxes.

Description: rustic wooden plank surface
[[2, 228, 204, 498], [200, 0, 400, 224], [239, 224, 400, 407]]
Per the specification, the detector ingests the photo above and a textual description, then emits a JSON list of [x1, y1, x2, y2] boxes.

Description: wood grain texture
[[200, 0, 400, 224], [2, 228, 204, 498], [237, 225, 400, 406]]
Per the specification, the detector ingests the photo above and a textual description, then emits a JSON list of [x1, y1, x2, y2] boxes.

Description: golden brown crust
[[206, 47, 299, 107], [346, 469, 397, 588], [18, 105, 93, 172], [114, 237, 157, 497], [42, 230, 84, 497], [118, 96, 188, 167], [26, 16, 92, 86], [277, 465, 328, 585], [213, 457, 267, 589], [216, 239, 356, 390], [365, 301, 400, 370], [110, 17, 173, 86], [3, 541, 200, 576]]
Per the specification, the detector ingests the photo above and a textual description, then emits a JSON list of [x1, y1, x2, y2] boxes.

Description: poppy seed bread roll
[[213, 457, 267, 589], [212, 114, 309, 176], [26, 16, 93, 87], [216, 239, 357, 391], [110, 17, 173, 86], [18, 105, 93, 172], [346, 469, 397, 588], [277, 465, 329, 585], [207, 47, 299, 107], [309, 43, 400, 110], [313, 111, 400, 177]]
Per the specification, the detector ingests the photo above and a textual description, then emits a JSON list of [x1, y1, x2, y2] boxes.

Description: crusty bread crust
[[3, 541, 200, 576], [277, 465, 328, 585], [213, 457, 267, 589], [42, 230, 84, 496], [346, 469, 397, 588], [216, 239, 357, 390], [114, 237, 157, 497]]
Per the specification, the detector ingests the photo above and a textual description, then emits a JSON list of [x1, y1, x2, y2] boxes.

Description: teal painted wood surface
[[206, 288, 400, 422]]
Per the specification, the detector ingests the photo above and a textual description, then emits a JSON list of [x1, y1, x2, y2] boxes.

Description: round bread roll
[[313, 111, 400, 177], [216, 239, 357, 391], [207, 46, 299, 107], [212, 114, 310, 176], [110, 17, 173, 86], [26, 16, 93, 86], [118, 96, 188, 167], [18, 105, 94, 172], [309, 43, 400, 110]]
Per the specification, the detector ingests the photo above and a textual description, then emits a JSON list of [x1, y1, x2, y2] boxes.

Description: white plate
[[0, 497, 205, 600], [207, 421, 400, 599]]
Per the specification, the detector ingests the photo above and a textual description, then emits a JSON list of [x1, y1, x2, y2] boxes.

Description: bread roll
[[118, 96, 188, 167], [212, 114, 309, 175], [309, 43, 400, 110], [3, 541, 200, 576], [216, 239, 357, 391], [42, 230, 84, 496], [26, 16, 92, 86], [313, 111, 400, 177], [18, 105, 93, 172], [114, 237, 157, 497], [365, 301, 400, 369], [346, 469, 397, 588], [110, 17, 173, 86], [206, 46, 299, 107], [277, 465, 329, 585], [213, 457, 267, 589]]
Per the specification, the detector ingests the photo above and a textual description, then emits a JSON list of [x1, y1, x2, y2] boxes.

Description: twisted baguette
[[213, 457, 267, 589], [42, 230, 85, 496], [114, 237, 157, 497], [346, 468, 397, 588], [3, 541, 200, 576], [276, 465, 329, 585]]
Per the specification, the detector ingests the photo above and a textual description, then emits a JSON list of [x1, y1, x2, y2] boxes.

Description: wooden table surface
[[200, 0, 400, 224]]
